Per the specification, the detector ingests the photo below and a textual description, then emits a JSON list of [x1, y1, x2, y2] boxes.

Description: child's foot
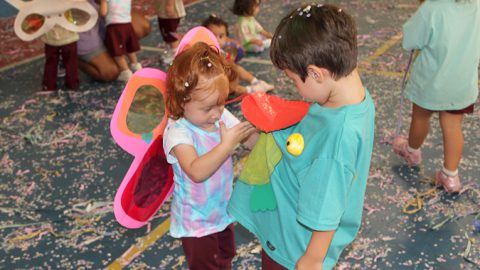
[[392, 136, 422, 166], [263, 39, 272, 49], [248, 80, 274, 93], [435, 170, 462, 193], [130, 62, 142, 72], [162, 49, 176, 65], [117, 69, 133, 81]]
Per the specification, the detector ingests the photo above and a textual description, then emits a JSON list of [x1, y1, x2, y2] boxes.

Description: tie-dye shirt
[[163, 109, 239, 238], [105, 0, 131, 25]]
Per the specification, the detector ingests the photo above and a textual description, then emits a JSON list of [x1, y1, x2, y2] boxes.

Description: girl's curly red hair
[[166, 42, 237, 120]]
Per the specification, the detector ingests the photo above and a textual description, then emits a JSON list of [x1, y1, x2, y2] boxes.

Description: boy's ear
[[307, 65, 330, 83]]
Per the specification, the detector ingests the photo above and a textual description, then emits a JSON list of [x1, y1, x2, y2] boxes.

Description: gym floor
[[0, 0, 479, 269]]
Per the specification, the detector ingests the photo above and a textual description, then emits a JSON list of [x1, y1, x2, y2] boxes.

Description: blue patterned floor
[[0, 0, 479, 269]]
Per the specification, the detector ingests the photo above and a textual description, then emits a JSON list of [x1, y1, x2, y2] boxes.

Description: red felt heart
[[241, 92, 310, 132]]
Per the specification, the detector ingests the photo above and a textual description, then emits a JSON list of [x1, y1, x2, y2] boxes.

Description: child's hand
[[295, 254, 323, 270], [219, 121, 256, 150], [251, 39, 265, 47], [262, 30, 273, 39]]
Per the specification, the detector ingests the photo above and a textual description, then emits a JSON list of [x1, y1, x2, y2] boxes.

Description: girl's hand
[[219, 121, 255, 150]]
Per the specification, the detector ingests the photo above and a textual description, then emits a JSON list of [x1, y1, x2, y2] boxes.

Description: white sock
[[250, 77, 259, 84], [442, 167, 458, 177], [407, 145, 420, 154]]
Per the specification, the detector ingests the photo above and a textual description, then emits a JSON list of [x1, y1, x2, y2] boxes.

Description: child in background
[[100, 0, 142, 81], [228, 4, 375, 270], [163, 42, 258, 270], [202, 14, 274, 94], [78, 0, 151, 82], [155, 0, 186, 63], [232, 0, 273, 53], [393, 0, 480, 193], [41, 24, 79, 91]]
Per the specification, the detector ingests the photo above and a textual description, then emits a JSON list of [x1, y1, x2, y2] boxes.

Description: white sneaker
[[162, 49, 176, 64], [263, 39, 272, 49], [130, 62, 142, 72], [249, 80, 274, 93], [117, 69, 133, 81]]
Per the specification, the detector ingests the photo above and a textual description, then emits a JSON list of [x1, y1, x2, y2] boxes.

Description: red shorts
[[105, 23, 140, 56], [261, 250, 287, 270], [433, 104, 475, 114], [181, 224, 236, 270], [445, 104, 475, 114], [157, 18, 181, 43]]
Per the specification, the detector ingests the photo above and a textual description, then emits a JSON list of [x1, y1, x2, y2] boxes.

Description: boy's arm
[[99, 0, 108, 17], [295, 230, 335, 270]]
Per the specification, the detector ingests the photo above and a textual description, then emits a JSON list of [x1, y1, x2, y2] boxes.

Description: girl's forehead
[[191, 75, 229, 99]]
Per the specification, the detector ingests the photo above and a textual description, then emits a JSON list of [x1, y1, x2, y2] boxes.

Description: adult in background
[[77, 0, 151, 82]]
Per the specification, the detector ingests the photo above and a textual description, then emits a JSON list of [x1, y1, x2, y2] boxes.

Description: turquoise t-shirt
[[229, 90, 375, 270], [402, 0, 480, 110]]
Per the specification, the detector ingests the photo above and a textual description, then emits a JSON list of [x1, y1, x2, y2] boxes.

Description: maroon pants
[[262, 250, 288, 270], [105, 23, 140, 56], [181, 224, 236, 270], [157, 17, 181, 43], [43, 42, 79, 90]]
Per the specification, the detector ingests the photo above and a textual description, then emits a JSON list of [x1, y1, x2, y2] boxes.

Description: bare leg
[[439, 111, 464, 171], [131, 11, 151, 39], [78, 51, 120, 82], [229, 77, 247, 95], [408, 103, 434, 149], [127, 52, 138, 65], [233, 64, 254, 83], [168, 39, 180, 49], [114, 55, 129, 71]]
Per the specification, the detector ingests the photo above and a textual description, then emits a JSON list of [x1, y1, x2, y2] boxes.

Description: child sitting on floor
[[202, 14, 274, 94], [100, 0, 142, 81], [232, 0, 273, 53]]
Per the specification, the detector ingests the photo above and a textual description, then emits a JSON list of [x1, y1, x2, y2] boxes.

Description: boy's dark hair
[[270, 4, 358, 81], [232, 0, 259, 17], [201, 14, 229, 36]]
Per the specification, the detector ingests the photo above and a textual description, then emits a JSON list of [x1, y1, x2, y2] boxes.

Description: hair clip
[[200, 55, 213, 68], [184, 82, 190, 88]]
